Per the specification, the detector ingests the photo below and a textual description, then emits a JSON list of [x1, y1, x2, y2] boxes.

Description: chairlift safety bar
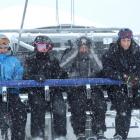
[[0, 78, 123, 89]]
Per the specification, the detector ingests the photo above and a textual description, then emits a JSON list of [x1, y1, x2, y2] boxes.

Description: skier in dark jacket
[[0, 34, 27, 140], [24, 35, 67, 140], [61, 36, 107, 140], [102, 28, 140, 140]]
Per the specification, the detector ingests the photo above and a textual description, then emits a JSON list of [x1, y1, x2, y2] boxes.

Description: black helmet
[[76, 36, 92, 48], [33, 35, 54, 52]]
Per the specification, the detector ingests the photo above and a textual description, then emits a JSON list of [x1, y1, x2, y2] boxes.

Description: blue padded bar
[[0, 78, 123, 88]]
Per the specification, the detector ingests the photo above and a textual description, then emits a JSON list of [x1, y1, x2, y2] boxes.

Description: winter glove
[[60, 70, 68, 79], [35, 75, 46, 83], [123, 74, 139, 87]]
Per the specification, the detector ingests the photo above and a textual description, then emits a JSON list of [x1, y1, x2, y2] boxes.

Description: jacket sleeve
[[23, 58, 36, 80], [8, 57, 24, 94], [134, 46, 140, 78], [102, 49, 123, 80], [22, 57, 39, 93], [13, 58, 24, 80]]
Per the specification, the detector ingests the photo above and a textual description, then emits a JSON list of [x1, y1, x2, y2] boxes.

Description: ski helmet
[[76, 36, 92, 48], [118, 28, 133, 39], [0, 34, 10, 45], [0, 34, 11, 50], [33, 35, 54, 52]]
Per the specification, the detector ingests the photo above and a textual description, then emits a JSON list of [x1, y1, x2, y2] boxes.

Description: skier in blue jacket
[[0, 34, 27, 140]]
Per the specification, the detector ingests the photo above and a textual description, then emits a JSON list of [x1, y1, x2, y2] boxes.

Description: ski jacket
[[0, 54, 23, 94], [69, 54, 101, 78], [61, 49, 102, 78], [24, 52, 66, 92], [102, 40, 140, 80]]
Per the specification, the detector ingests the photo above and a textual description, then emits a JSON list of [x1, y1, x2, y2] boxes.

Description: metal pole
[[56, 0, 59, 26], [71, 0, 75, 28], [72, 0, 75, 25], [16, 0, 28, 53], [71, 0, 73, 28], [2, 87, 7, 102]]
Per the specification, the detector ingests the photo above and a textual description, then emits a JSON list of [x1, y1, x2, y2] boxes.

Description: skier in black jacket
[[24, 35, 67, 140], [102, 28, 140, 140], [61, 36, 107, 140]]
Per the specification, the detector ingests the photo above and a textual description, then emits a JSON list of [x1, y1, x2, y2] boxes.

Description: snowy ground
[[24, 110, 140, 140], [1, 108, 140, 140]]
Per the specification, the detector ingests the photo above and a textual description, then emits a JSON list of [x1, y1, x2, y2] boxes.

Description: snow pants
[[29, 90, 67, 138], [0, 94, 27, 140], [107, 85, 135, 140], [68, 86, 107, 136]]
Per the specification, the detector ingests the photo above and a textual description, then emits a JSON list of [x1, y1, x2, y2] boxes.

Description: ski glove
[[35, 75, 46, 83], [123, 74, 139, 87]]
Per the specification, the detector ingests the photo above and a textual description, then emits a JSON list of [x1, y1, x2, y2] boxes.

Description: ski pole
[[2, 87, 7, 102], [45, 85, 50, 101], [86, 84, 91, 99]]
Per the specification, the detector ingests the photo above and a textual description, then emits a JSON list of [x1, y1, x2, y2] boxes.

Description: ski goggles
[[0, 37, 10, 44], [0, 44, 10, 49], [35, 43, 53, 51]]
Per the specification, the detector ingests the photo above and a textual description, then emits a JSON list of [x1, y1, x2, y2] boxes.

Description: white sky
[[0, 0, 140, 34]]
